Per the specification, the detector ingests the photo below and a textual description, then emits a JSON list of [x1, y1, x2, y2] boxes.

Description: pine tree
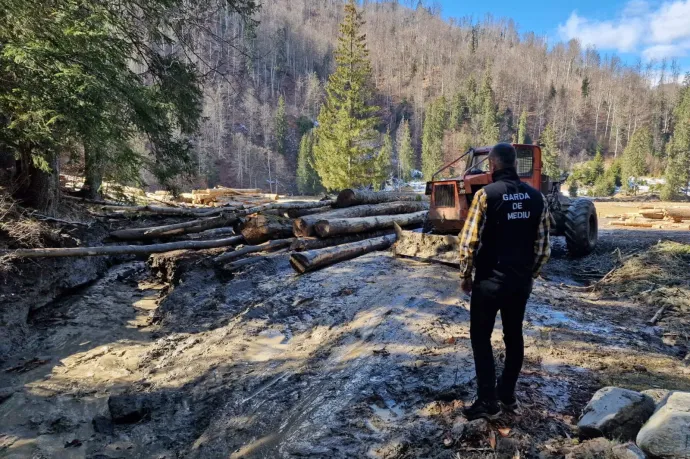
[[662, 83, 690, 200], [373, 131, 393, 190], [621, 127, 651, 193], [422, 97, 447, 179], [517, 110, 528, 144], [274, 95, 288, 156], [312, 0, 380, 191], [450, 91, 466, 130], [397, 117, 415, 181], [540, 125, 560, 178], [296, 131, 321, 195], [479, 75, 499, 145]]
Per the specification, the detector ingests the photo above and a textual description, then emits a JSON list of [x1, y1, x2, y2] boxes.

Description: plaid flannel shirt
[[458, 188, 551, 280]]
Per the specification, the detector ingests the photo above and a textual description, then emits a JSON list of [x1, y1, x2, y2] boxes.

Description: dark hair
[[489, 143, 516, 169]]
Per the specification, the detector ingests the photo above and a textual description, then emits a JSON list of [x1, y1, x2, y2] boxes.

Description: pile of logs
[[5, 189, 429, 275], [190, 187, 277, 206], [607, 205, 690, 229]]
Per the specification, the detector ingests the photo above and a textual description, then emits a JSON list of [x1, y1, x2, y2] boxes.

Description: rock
[[496, 437, 520, 459], [108, 394, 152, 424], [637, 391, 690, 459], [566, 438, 614, 459], [641, 389, 673, 409], [451, 417, 465, 438], [577, 387, 655, 441], [611, 443, 646, 459]]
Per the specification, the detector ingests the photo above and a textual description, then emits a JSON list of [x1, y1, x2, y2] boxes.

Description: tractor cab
[[425, 144, 543, 233]]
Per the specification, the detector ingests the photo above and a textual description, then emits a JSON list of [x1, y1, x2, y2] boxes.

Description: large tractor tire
[[564, 198, 598, 256]]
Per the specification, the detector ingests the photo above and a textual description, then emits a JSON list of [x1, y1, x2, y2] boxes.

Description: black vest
[[474, 167, 545, 284]]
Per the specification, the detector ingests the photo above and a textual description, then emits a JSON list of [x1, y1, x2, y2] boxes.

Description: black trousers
[[470, 277, 532, 401]]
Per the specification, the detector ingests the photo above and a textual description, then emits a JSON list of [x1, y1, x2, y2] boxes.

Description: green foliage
[[297, 116, 315, 135], [421, 97, 447, 179], [540, 125, 560, 178], [0, 0, 259, 199], [449, 91, 466, 130], [621, 127, 651, 193], [396, 117, 415, 181], [581, 77, 590, 98], [517, 110, 528, 144], [567, 176, 578, 197], [296, 131, 321, 194], [274, 95, 288, 156], [312, 0, 380, 191], [662, 84, 690, 200], [479, 74, 499, 145], [591, 173, 616, 197], [373, 131, 393, 190]]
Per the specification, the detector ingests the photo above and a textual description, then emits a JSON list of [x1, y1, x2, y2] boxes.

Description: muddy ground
[[1, 225, 690, 458]]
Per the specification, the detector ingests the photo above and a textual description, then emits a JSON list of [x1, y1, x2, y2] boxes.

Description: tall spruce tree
[[540, 124, 560, 178], [662, 81, 690, 200], [397, 117, 415, 181], [312, 0, 380, 191], [296, 131, 321, 195], [275, 95, 288, 156], [479, 75, 499, 145], [621, 127, 651, 193], [421, 97, 447, 179], [373, 131, 393, 190], [517, 110, 528, 144]]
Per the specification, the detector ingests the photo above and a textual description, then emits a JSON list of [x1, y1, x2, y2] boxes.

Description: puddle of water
[[370, 402, 405, 423], [527, 302, 613, 335]]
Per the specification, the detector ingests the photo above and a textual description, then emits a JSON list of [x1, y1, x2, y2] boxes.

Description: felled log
[[99, 205, 220, 217], [392, 223, 460, 264], [290, 229, 395, 252], [240, 215, 294, 244], [4, 236, 243, 258], [290, 234, 396, 274], [284, 206, 333, 219], [664, 208, 690, 222], [639, 210, 665, 220], [111, 213, 238, 241], [214, 238, 294, 263], [186, 227, 236, 239], [314, 211, 427, 238], [222, 256, 269, 272], [609, 221, 654, 228], [334, 189, 426, 208], [293, 201, 429, 237]]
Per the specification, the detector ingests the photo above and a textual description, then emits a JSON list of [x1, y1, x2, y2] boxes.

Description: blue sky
[[438, 0, 690, 72]]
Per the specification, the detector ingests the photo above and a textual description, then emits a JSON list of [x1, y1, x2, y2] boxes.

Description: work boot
[[463, 398, 501, 421]]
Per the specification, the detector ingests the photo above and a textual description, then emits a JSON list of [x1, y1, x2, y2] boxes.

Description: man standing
[[459, 143, 551, 420]]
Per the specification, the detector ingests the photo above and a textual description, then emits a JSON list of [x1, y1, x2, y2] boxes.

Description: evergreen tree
[[450, 91, 466, 130], [296, 131, 321, 195], [621, 127, 651, 193], [662, 83, 690, 200], [479, 75, 499, 145], [517, 110, 528, 144], [0, 0, 258, 209], [422, 97, 447, 179], [312, 0, 380, 191], [592, 148, 606, 179], [274, 95, 288, 156], [540, 125, 560, 178], [373, 131, 393, 190], [397, 117, 415, 181]]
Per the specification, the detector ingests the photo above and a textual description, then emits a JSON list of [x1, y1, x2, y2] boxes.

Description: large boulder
[[637, 391, 690, 459], [566, 439, 646, 459], [577, 387, 655, 441]]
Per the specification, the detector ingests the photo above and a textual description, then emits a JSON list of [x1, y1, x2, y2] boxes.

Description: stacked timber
[[606, 205, 690, 229], [7, 190, 430, 275]]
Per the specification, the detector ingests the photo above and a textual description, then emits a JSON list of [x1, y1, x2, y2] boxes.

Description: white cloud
[[558, 0, 690, 61]]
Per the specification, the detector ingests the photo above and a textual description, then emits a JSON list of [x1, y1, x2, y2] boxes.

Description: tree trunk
[[110, 213, 238, 241], [5, 236, 243, 258], [290, 229, 395, 252], [81, 145, 104, 200], [335, 189, 427, 208], [314, 211, 427, 238], [284, 205, 333, 219], [214, 238, 294, 263], [664, 208, 690, 222], [240, 214, 294, 244], [222, 256, 270, 272], [14, 147, 58, 213], [289, 234, 396, 274], [293, 201, 428, 237]]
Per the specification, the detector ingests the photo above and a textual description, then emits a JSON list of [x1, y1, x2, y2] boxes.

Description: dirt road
[[1, 228, 690, 458]]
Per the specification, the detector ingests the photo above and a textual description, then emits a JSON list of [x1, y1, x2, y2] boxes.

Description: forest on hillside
[[2, 0, 689, 207]]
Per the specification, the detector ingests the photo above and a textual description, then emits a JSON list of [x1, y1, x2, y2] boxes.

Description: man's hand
[[461, 277, 472, 295]]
